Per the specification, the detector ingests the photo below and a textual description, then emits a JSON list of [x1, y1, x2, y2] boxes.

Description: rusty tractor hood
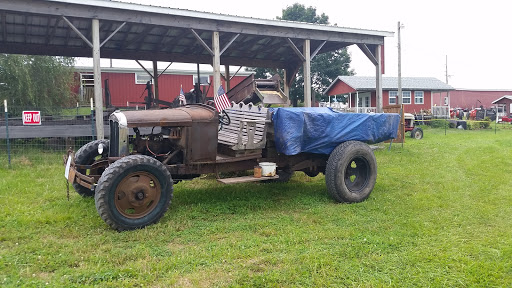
[[110, 104, 217, 128]]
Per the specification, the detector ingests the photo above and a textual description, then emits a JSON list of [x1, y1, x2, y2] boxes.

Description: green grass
[[1, 127, 512, 287]]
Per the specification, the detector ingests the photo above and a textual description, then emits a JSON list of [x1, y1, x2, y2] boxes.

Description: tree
[[247, 3, 354, 106], [0, 54, 76, 115]]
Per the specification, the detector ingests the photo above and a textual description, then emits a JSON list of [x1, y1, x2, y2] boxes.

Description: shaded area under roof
[[0, 0, 392, 70]]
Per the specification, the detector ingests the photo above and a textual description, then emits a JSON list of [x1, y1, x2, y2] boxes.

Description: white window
[[193, 75, 210, 86], [414, 91, 424, 104], [135, 72, 152, 85], [389, 91, 397, 105], [402, 91, 411, 104]]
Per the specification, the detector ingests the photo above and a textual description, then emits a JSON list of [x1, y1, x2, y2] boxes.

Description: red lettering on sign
[[22, 111, 41, 125]]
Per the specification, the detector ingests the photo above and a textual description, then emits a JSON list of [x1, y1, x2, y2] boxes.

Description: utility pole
[[445, 55, 449, 84], [397, 21, 403, 105]]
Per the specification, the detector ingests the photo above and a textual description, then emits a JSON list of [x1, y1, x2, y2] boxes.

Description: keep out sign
[[22, 111, 41, 125]]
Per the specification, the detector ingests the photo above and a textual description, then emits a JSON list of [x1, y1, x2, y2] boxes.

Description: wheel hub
[[135, 191, 145, 200], [344, 157, 369, 193], [114, 171, 162, 219]]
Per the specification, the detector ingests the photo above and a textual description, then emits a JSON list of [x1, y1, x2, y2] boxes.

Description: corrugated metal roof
[[59, 0, 393, 37], [337, 76, 454, 91], [0, 0, 392, 70]]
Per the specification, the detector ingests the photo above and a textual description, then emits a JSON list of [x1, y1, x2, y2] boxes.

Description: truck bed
[[271, 107, 400, 155]]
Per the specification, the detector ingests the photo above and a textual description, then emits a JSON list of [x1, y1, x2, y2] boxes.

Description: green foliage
[[277, 3, 329, 24], [1, 128, 512, 286], [467, 119, 491, 130], [430, 119, 449, 128], [0, 54, 76, 115], [246, 3, 353, 106]]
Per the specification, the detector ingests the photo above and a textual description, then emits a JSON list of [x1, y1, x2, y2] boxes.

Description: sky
[[84, 0, 512, 90]]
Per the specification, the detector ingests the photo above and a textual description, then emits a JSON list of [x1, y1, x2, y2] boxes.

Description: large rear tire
[[325, 141, 377, 203], [94, 155, 173, 231], [73, 139, 109, 197]]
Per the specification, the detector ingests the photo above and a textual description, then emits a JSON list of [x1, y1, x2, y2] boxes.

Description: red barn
[[449, 90, 512, 110], [74, 67, 252, 107], [325, 76, 454, 114]]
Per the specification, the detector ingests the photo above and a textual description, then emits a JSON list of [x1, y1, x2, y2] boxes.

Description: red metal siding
[[89, 72, 249, 107], [448, 90, 512, 109]]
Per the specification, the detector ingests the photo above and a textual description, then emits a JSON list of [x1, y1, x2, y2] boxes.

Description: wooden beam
[[286, 38, 306, 62], [100, 21, 126, 47], [135, 60, 154, 78], [225, 65, 230, 91], [62, 16, 93, 48], [92, 18, 104, 140], [311, 40, 326, 60], [220, 33, 239, 56], [118, 22, 133, 48], [157, 62, 173, 77], [191, 29, 213, 56], [153, 60, 159, 101], [212, 31, 221, 96], [357, 43, 378, 66], [303, 39, 311, 107], [375, 44, 383, 113]]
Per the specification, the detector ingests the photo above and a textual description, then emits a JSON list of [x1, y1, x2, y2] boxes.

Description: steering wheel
[[218, 110, 231, 130]]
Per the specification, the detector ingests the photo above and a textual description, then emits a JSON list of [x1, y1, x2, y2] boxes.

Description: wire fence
[[1, 104, 512, 169], [1, 105, 97, 168]]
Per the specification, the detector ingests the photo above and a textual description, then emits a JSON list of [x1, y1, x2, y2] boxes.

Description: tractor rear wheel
[[94, 155, 173, 231], [325, 141, 377, 203]]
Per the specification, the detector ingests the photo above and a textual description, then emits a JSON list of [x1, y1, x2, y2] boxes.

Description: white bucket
[[259, 162, 276, 177]]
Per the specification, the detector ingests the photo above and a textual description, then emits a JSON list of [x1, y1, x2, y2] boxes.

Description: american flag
[[178, 86, 186, 105], [214, 85, 231, 112]]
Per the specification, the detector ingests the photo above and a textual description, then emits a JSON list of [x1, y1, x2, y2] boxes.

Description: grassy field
[[1, 126, 512, 287]]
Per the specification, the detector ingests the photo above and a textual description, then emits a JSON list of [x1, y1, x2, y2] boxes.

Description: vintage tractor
[[404, 113, 423, 139], [65, 103, 399, 231]]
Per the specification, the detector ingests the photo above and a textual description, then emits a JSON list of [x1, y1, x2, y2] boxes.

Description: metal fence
[[1, 105, 97, 167]]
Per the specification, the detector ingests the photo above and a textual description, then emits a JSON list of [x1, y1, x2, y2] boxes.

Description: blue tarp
[[270, 107, 400, 155]]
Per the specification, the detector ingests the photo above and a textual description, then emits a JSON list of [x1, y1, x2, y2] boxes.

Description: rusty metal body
[[68, 103, 326, 188], [64, 103, 333, 231]]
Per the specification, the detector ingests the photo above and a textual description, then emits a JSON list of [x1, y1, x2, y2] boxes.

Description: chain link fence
[[1, 105, 98, 168]]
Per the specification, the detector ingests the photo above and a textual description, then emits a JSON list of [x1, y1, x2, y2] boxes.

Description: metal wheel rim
[[114, 171, 162, 219], [344, 156, 370, 193], [414, 131, 422, 139]]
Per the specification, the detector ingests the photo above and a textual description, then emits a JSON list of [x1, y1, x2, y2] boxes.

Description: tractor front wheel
[[411, 127, 423, 139], [94, 155, 173, 231]]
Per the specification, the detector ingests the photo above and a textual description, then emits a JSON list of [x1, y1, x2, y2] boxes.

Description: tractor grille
[[109, 119, 120, 157]]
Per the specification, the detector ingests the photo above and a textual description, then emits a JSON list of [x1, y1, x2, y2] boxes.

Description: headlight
[[98, 143, 104, 155]]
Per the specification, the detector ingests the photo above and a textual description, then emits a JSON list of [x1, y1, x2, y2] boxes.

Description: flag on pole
[[179, 85, 186, 105], [214, 85, 231, 112]]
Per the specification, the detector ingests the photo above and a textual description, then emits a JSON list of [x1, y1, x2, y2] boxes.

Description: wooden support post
[[303, 39, 311, 107], [92, 18, 104, 140], [212, 31, 221, 95], [225, 65, 230, 91], [283, 69, 290, 107], [375, 44, 383, 113], [152, 61, 159, 102]]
